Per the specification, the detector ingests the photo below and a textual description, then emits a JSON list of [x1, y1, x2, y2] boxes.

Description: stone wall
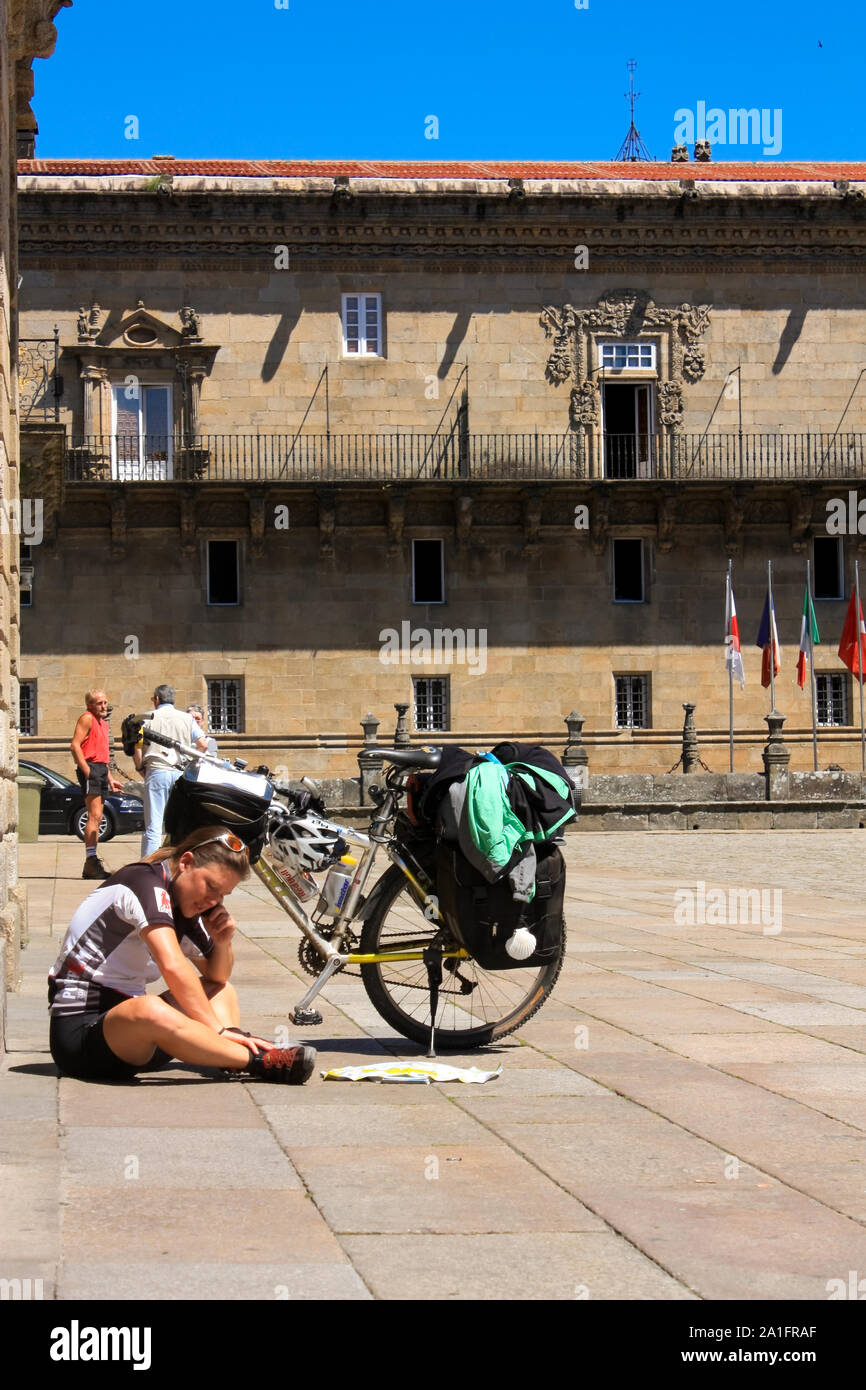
[[17, 473, 866, 781]]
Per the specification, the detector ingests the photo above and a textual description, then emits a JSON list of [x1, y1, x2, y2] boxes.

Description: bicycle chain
[[297, 934, 470, 994]]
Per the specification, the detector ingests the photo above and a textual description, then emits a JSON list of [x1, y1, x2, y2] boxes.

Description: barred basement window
[[414, 677, 449, 733], [207, 540, 239, 606], [816, 673, 849, 726], [19, 680, 37, 735], [813, 537, 844, 601], [412, 539, 445, 604], [615, 675, 649, 729], [207, 679, 243, 734], [341, 293, 382, 357]]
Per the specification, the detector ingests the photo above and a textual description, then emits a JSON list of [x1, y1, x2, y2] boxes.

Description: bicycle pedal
[[290, 1007, 323, 1026]]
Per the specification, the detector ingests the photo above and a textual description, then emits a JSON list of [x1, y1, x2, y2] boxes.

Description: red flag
[[838, 588, 866, 684]]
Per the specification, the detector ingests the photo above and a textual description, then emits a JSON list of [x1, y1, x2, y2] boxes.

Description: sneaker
[[244, 1045, 316, 1085], [82, 857, 111, 880]]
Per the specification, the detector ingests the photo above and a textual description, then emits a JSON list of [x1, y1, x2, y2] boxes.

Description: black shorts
[[49, 988, 173, 1082], [77, 761, 109, 799]]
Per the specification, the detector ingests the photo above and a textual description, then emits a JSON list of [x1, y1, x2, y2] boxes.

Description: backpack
[[435, 838, 565, 971]]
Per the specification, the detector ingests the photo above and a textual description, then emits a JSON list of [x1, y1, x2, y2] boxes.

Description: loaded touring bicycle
[[124, 717, 577, 1055]]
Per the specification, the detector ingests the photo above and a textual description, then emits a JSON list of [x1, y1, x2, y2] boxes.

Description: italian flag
[[797, 586, 820, 689]]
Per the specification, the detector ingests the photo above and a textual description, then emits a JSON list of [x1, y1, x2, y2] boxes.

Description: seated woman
[[48, 823, 315, 1085]]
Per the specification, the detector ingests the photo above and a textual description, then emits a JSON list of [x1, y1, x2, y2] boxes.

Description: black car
[[19, 759, 145, 841]]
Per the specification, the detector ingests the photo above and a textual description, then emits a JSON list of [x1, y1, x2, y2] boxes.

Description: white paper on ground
[[321, 1062, 503, 1085]]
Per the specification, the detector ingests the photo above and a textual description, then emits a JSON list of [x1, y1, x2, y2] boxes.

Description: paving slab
[[341, 1233, 695, 1300], [59, 1260, 372, 1301]]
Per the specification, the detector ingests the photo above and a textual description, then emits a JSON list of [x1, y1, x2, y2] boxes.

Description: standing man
[[135, 685, 207, 856], [71, 690, 125, 880]]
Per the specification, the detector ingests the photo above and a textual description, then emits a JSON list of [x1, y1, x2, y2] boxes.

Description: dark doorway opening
[[603, 383, 654, 478]]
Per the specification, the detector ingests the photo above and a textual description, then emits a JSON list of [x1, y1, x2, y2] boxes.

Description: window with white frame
[[414, 677, 449, 732], [19, 680, 37, 735], [816, 673, 849, 726], [111, 381, 173, 479], [207, 678, 243, 734], [412, 539, 445, 604], [615, 675, 650, 729], [341, 294, 382, 357], [600, 342, 656, 371]]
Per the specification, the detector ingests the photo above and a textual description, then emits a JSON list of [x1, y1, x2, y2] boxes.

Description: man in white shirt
[[135, 684, 207, 855]]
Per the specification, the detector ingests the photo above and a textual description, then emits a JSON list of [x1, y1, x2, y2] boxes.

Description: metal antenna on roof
[[613, 60, 655, 162]]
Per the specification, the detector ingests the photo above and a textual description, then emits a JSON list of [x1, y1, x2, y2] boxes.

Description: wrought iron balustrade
[[18, 330, 61, 423], [61, 431, 866, 483]]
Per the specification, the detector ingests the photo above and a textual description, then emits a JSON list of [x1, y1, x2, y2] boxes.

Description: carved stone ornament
[[569, 379, 599, 428], [657, 380, 683, 429], [540, 291, 712, 432]]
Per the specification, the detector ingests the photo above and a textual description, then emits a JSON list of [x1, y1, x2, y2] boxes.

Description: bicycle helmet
[[269, 811, 348, 875], [164, 763, 274, 864]]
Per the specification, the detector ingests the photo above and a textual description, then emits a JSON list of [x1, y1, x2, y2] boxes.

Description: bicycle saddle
[[370, 747, 442, 770]]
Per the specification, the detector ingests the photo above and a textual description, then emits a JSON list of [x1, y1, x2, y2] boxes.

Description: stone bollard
[[762, 710, 790, 800], [563, 711, 588, 797], [682, 703, 699, 774], [357, 712, 384, 807], [393, 702, 411, 748]]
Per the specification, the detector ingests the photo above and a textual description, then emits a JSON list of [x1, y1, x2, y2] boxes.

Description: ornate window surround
[[541, 290, 712, 479]]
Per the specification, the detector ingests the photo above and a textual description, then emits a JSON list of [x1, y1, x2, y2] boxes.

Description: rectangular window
[[412, 539, 445, 604], [19, 680, 37, 735], [612, 538, 646, 602], [414, 677, 449, 732], [207, 540, 240, 605], [20, 543, 33, 607], [207, 678, 243, 734], [341, 293, 382, 357], [816, 673, 849, 726], [111, 383, 173, 480], [600, 341, 656, 371], [615, 675, 649, 729], [813, 536, 844, 601]]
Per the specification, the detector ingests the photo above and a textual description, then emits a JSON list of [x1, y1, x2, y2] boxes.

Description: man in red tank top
[[70, 690, 124, 880]]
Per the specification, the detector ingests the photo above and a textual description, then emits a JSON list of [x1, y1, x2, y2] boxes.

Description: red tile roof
[[16, 158, 866, 182]]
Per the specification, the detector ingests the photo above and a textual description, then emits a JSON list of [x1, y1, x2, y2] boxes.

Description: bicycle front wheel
[[358, 864, 566, 1050]]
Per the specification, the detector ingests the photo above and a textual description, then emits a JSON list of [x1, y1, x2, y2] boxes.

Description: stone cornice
[[10, 0, 71, 62], [17, 184, 866, 271]]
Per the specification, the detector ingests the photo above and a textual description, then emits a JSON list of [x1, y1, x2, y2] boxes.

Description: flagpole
[[807, 558, 818, 772], [857, 559, 865, 773], [727, 559, 734, 772], [768, 559, 776, 711]]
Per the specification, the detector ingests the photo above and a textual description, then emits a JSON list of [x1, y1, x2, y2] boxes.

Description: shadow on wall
[[262, 309, 302, 383], [772, 307, 807, 375]]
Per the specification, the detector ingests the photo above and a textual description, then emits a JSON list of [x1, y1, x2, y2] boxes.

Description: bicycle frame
[[254, 794, 468, 1024], [136, 722, 466, 1023]]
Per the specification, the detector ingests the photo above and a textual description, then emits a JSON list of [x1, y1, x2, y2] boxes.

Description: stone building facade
[[15, 159, 866, 787], [1, 1, 70, 1037]]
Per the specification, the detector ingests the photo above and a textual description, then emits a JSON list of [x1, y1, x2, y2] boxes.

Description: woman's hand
[[219, 1026, 274, 1056], [202, 904, 235, 939]]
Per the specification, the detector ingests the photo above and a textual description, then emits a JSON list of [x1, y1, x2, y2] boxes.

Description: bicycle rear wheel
[[359, 863, 565, 1050]]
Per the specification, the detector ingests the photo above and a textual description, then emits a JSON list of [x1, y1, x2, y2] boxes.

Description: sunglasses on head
[[193, 831, 247, 854]]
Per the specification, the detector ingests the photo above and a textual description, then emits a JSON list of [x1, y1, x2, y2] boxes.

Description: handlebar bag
[[163, 763, 274, 864]]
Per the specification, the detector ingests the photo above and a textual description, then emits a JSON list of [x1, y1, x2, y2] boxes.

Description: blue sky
[[31, 0, 864, 162]]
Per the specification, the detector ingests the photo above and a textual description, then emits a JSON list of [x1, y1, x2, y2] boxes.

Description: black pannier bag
[[163, 763, 274, 864], [434, 838, 565, 971]]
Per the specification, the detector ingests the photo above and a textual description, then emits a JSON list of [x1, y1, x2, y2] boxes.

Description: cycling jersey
[[48, 861, 214, 1016]]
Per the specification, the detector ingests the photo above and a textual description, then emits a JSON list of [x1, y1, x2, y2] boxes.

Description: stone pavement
[[3, 829, 866, 1301]]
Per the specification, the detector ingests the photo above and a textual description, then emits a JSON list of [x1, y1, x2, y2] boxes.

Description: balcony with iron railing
[[57, 430, 866, 484]]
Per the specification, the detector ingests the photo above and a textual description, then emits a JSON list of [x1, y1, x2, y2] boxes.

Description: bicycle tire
[[359, 862, 566, 1050]]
